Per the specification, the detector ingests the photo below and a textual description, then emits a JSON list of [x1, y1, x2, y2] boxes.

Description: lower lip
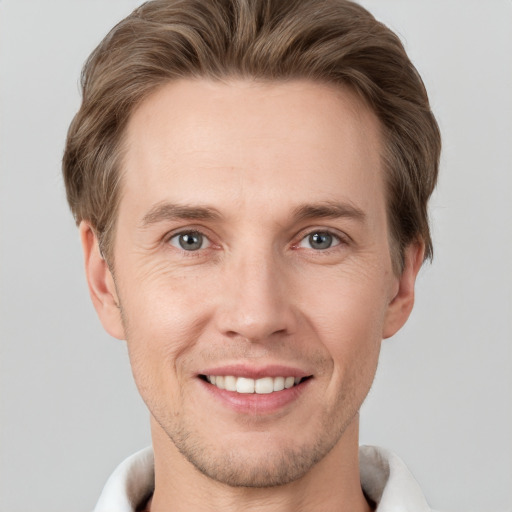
[[199, 378, 311, 415]]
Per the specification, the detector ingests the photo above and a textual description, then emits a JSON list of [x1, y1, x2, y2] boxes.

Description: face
[[84, 79, 420, 487]]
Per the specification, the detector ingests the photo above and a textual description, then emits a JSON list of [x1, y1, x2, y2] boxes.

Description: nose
[[214, 249, 297, 343]]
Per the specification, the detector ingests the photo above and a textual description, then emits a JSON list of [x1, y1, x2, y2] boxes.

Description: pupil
[[310, 232, 332, 250], [179, 232, 202, 250]]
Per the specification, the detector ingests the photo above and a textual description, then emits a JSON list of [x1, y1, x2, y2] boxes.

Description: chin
[[180, 441, 330, 488], [164, 416, 349, 488]]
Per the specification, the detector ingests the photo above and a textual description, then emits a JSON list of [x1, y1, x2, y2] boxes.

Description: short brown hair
[[63, 0, 441, 272]]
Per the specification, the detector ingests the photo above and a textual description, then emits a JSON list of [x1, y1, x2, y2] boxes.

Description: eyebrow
[[140, 202, 222, 227], [292, 201, 366, 223], [140, 199, 366, 228]]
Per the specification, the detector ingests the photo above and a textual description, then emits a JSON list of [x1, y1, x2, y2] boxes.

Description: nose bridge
[[216, 243, 294, 342]]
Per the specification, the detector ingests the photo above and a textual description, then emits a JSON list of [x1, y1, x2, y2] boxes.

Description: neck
[[148, 415, 373, 512]]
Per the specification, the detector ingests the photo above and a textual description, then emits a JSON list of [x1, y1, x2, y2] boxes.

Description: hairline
[[96, 75, 406, 274]]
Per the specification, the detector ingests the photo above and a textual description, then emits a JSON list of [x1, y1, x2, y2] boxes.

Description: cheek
[[302, 264, 390, 339], [318, 303, 382, 413], [118, 268, 214, 393], [319, 303, 382, 383], [120, 259, 213, 336], [300, 269, 388, 381]]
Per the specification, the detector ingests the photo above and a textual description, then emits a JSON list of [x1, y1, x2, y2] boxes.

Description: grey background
[[1, 1, 511, 511]]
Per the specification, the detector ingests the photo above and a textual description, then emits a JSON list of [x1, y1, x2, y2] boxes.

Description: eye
[[168, 231, 210, 251], [298, 231, 341, 250]]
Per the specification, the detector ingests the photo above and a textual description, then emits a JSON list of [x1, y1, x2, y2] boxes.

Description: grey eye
[[299, 231, 340, 250], [169, 231, 210, 251]]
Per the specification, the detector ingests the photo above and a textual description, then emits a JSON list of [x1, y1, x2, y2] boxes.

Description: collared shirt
[[93, 445, 436, 511]]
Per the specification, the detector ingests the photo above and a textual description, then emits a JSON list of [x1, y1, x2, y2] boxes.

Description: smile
[[203, 375, 307, 394]]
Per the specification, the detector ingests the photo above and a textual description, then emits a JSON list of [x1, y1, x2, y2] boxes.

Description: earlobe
[[79, 221, 125, 340], [382, 241, 425, 339]]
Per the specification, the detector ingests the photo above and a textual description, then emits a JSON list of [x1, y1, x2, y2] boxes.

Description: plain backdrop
[[1, 1, 511, 511]]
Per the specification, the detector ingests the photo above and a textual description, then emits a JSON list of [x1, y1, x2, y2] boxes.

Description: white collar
[[359, 445, 434, 510], [94, 445, 434, 511]]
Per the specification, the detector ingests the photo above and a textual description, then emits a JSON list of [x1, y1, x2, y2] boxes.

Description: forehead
[[120, 79, 385, 224]]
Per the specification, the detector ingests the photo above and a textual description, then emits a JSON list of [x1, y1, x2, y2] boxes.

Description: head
[[63, 0, 440, 491], [63, 0, 440, 274]]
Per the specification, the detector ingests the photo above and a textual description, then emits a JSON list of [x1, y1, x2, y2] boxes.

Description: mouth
[[197, 365, 313, 414], [199, 374, 312, 394]]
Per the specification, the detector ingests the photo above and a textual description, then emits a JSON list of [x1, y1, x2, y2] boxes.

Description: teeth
[[254, 377, 273, 394], [215, 375, 225, 389], [236, 377, 255, 393], [206, 375, 303, 394], [224, 375, 236, 392], [273, 376, 285, 392]]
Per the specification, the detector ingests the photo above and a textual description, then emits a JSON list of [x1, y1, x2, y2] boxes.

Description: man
[[63, 0, 441, 510]]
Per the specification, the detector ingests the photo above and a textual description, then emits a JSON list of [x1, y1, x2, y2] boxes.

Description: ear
[[79, 221, 125, 340], [382, 241, 425, 339]]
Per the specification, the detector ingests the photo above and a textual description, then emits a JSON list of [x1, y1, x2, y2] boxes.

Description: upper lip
[[198, 364, 311, 380]]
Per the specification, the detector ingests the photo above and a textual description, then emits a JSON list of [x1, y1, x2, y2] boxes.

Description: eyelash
[[166, 229, 213, 253], [165, 227, 348, 255], [295, 230, 343, 251]]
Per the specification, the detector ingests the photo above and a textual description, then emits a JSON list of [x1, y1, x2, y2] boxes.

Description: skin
[[81, 79, 424, 512]]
